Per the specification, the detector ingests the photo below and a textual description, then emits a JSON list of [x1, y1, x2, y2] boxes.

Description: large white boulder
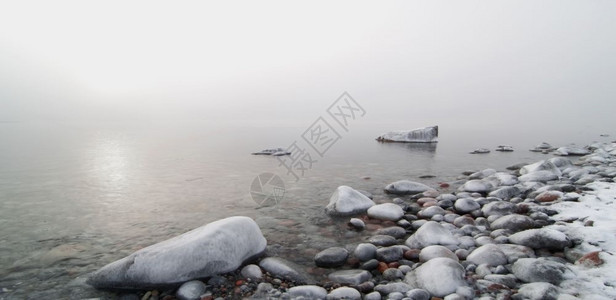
[[376, 126, 439, 143], [87, 216, 266, 289], [405, 257, 468, 297], [326, 186, 375, 216]]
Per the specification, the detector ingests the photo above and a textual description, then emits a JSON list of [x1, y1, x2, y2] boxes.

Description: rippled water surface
[[0, 120, 611, 298]]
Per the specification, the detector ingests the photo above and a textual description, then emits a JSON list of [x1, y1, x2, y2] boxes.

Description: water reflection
[[377, 141, 438, 153]]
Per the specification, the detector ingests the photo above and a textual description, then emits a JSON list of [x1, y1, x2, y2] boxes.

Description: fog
[[1, 0, 615, 132]]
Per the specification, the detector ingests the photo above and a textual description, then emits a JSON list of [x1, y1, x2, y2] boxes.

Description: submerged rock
[[87, 216, 266, 289], [326, 186, 375, 216], [259, 257, 315, 284], [385, 180, 432, 195], [376, 126, 438, 143]]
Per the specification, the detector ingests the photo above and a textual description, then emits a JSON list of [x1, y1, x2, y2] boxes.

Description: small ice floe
[[376, 126, 438, 143], [495, 145, 514, 152], [251, 148, 291, 156], [529, 142, 555, 153], [470, 148, 490, 154], [553, 146, 590, 156]]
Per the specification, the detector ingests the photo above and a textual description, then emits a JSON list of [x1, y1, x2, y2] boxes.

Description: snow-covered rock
[[490, 214, 535, 232], [519, 171, 560, 182], [405, 221, 459, 248], [508, 228, 571, 250], [376, 126, 438, 143], [512, 258, 573, 284], [385, 180, 432, 195], [418, 245, 458, 262], [488, 186, 521, 200], [520, 160, 562, 176], [460, 180, 493, 193], [374, 282, 412, 295], [367, 203, 404, 221], [251, 148, 290, 156], [516, 282, 560, 300], [454, 198, 480, 213], [466, 244, 508, 267], [288, 285, 328, 299], [87, 216, 266, 289], [326, 186, 375, 216], [327, 287, 362, 300], [554, 146, 590, 156], [405, 257, 468, 297]]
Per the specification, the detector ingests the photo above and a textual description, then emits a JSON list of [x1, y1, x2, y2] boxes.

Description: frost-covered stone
[[488, 187, 520, 200], [367, 203, 404, 221], [259, 257, 315, 284], [87, 216, 266, 289], [466, 244, 507, 266], [326, 186, 375, 216], [519, 171, 560, 182], [405, 257, 468, 297], [508, 228, 571, 250], [288, 285, 328, 299], [328, 269, 372, 285], [454, 198, 480, 213], [490, 214, 535, 232], [419, 245, 458, 262], [520, 160, 562, 176], [516, 282, 560, 300], [327, 287, 361, 300], [374, 282, 412, 295], [460, 180, 493, 193], [376, 126, 438, 143], [554, 146, 590, 156], [176, 280, 207, 300], [419, 206, 446, 218], [512, 258, 572, 284], [385, 180, 432, 195], [405, 221, 459, 248], [497, 244, 536, 263], [481, 201, 516, 218]]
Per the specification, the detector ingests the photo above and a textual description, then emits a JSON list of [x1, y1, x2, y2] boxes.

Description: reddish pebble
[[577, 251, 604, 267], [439, 182, 450, 188], [235, 280, 244, 286], [388, 262, 400, 268], [377, 262, 389, 273], [404, 249, 420, 261]]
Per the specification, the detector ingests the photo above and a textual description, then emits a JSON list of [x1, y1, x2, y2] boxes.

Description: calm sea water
[[0, 120, 611, 298]]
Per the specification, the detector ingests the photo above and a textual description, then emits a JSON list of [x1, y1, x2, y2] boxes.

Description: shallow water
[[0, 120, 612, 298]]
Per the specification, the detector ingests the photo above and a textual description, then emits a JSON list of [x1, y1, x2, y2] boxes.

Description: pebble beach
[[81, 140, 616, 300]]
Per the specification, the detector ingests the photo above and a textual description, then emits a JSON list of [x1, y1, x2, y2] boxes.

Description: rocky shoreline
[[94, 140, 616, 300]]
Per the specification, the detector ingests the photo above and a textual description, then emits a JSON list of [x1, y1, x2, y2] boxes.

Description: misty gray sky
[[1, 1, 615, 131]]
